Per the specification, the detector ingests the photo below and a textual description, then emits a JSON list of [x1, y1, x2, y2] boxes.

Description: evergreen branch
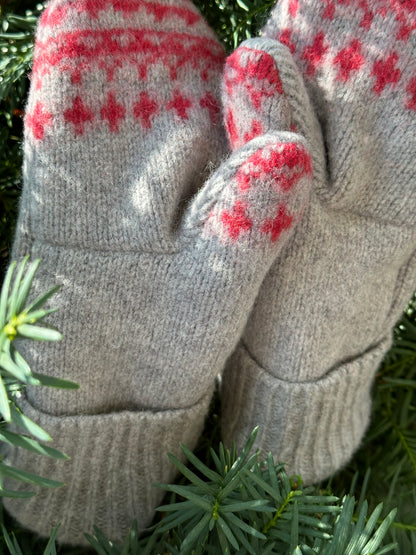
[[0, 258, 77, 499], [392, 423, 416, 475], [262, 490, 301, 533], [229, 0, 275, 47], [378, 353, 416, 375], [392, 522, 416, 532]]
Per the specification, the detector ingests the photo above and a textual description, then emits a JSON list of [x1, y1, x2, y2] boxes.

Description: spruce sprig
[[0, 257, 78, 499], [0, 3, 46, 267], [193, 0, 274, 51], [83, 429, 397, 554]]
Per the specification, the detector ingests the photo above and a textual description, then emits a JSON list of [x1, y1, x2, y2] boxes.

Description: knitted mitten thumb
[[221, 0, 416, 484], [2, 0, 312, 545]]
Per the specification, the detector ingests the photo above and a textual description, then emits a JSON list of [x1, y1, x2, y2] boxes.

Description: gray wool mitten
[[2, 0, 313, 545], [221, 0, 416, 484]]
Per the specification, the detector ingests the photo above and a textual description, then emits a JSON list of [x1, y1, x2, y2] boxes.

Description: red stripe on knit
[[32, 28, 225, 84], [40, 0, 201, 27], [225, 109, 239, 149], [236, 143, 312, 192]]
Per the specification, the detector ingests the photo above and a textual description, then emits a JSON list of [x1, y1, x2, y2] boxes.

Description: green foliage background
[[0, 1, 415, 553]]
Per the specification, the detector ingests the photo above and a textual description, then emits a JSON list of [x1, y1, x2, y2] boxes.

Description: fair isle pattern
[[224, 46, 285, 149], [260, 0, 416, 223], [40, 0, 203, 25], [24, 0, 314, 250], [31, 28, 224, 85], [25, 0, 224, 140], [212, 43, 312, 244], [271, 0, 416, 111], [207, 142, 312, 242]]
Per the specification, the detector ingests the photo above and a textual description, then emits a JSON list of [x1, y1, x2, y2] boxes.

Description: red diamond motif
[[334, 39, 365, 82], [167, 92, 192, 120], [302, 32, 328, 76], [261, 204, 293, 243], [278, 29, 296, 54], [289, 0, 298, 16], [322, 1, 335, 20], [133, 92, 158, 129], [26, 102, 53, 140], [64, 96, 93, 135], [100, 92, 125, 133], [220, 200, 252, 240], [371, 53, 401, 95]]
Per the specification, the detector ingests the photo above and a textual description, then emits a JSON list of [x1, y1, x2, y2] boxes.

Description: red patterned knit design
[[32, 29, 224, 87], [25, 102, 53, 140], [199, 93, 221, 124], [270, 0, 415, 111], [224, 48, 286, 150], [215, 143, 311, 243], [167, 92, 193, 119], [301, 32, 328, 77], [225, 47, 284, 109], [406, 77, 416, 111], [25, 0, 225, 140], [220, 201, 253, 240], [333, 39, 365, 82], [40, 0, 201, 27], [261, 203, 293, 242], [318, 0, 416, 38], [236, 143, 312, 193], [371, 53, 401, 95], [100, 92, 126, 133], [63, 96, 93, 135]]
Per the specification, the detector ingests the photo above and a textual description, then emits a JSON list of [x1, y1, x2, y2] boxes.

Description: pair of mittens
[[6, 0, 415, 545]]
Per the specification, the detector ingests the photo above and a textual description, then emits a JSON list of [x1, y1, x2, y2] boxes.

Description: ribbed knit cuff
[[221, 338, 391, 484], [2, 392, 212, 546]]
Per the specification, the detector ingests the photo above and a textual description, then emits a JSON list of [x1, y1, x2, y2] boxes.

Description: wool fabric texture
[[2, 0, 314, 545], [221, 0, 416, 484]]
